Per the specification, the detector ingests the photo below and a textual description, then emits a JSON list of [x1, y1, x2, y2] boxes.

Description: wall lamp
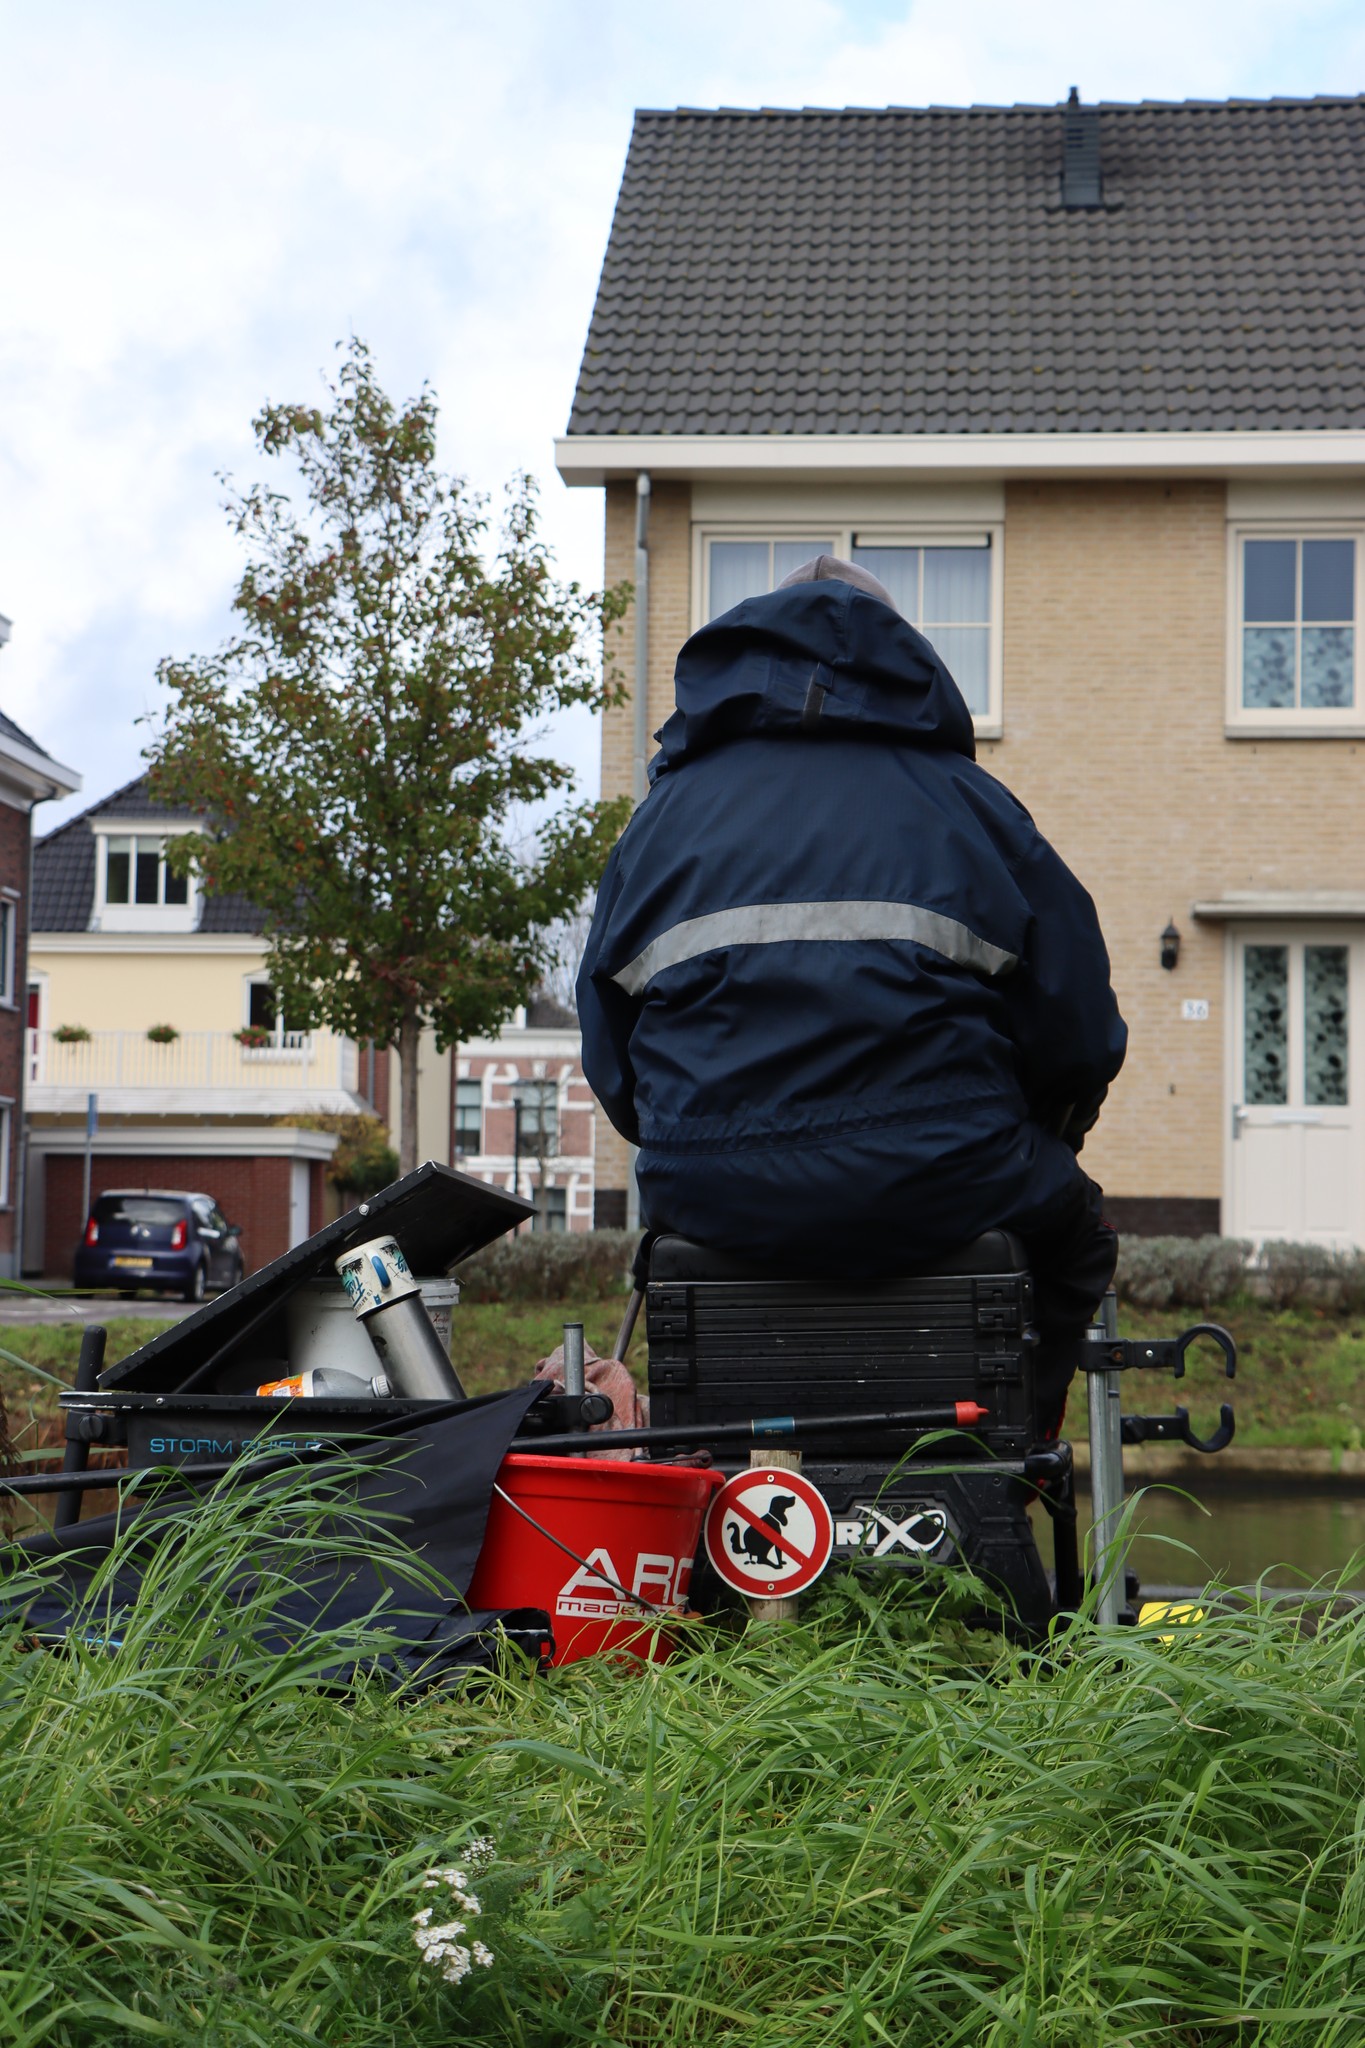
[[1160, 919, 1181, 972]]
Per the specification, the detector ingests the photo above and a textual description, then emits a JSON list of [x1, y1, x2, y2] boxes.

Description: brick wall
[[989, 478, 1365, 1215], [452, 1049, 596, 1230], [0, 798, 29, 1271], [47, 1152, 299, 1279]]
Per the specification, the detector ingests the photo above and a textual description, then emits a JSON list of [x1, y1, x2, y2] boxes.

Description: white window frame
[[0, 892, 18, 1008], [92, 823, 200, 932], [0, 1101, 14, 1208], [454, 1075, 484, 1157], [1226, 522, 1365, 737], [693, 521, 1005, 738], [240, 973, 310, 1059]]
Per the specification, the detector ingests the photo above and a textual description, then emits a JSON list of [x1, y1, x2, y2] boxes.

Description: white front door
[[1228, 928, 1362, 1246]]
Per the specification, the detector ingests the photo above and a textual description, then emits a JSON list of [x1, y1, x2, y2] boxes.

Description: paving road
[[0, 1291, 199, 1327]]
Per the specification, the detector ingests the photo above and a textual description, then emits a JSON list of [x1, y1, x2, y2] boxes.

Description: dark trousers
[[1017, 1170, 1117, 1436]]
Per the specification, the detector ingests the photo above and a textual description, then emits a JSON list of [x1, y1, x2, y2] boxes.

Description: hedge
[[455, 1227, 1365, 1314], [454, 1229, 636, 1303]]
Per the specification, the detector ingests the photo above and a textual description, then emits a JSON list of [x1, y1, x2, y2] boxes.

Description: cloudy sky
[[3, 0, 1363, 828]]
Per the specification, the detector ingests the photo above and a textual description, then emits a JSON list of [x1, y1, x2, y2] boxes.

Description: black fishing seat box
[[645, 1228, 1039, 1456], [645, 1230, 1055, 1636]]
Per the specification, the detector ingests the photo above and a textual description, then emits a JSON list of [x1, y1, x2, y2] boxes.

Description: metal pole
[[52, 1323, 106, 1529], [562, 1320, 587, 1450], [1086, 1288, 1126, 1626], [80, 1091, 97, 1238], [562, 1321, 585, 1399], [512, 1097, 522, 1216]]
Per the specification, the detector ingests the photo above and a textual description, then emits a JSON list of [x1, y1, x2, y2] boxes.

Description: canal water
[[1072, 1481, 1365, 1592]]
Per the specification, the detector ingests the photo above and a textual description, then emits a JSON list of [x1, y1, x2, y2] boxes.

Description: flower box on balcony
[[53, 1024, 91, 1044], [234, 1025, 273, 1050], [146, 1023, 180, 1045]]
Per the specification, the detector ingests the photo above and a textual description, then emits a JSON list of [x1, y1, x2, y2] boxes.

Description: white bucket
[[286, 1274, 459, 1377]]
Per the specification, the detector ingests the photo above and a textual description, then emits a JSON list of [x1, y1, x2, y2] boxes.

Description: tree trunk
[[398, 1005, 421, 1175]]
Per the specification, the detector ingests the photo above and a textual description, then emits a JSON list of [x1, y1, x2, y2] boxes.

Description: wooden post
[[745, 1447, 802, 1626]]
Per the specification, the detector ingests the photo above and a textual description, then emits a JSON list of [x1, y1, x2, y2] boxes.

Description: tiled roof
[[33, 775, 265, 934], [567, 95, 1365, 437], [0, 707, 61, 760]]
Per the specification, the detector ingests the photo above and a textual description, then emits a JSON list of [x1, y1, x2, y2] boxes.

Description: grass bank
[[6, 1463, 1365, 2044]]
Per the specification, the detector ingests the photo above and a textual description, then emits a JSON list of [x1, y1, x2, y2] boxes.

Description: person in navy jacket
[[577, 556, 1128, 1429]]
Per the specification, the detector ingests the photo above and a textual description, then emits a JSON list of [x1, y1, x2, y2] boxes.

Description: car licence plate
[[112, 1256, 154, 1269]]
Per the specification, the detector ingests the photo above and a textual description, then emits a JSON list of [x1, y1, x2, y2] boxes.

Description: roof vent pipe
[[1060, 86, 1102, 210], [632, 473, 651, 805]]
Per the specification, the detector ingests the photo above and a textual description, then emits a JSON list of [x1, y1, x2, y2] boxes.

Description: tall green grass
[[0, 1456, 514, 2044], [465, 1569, 1365, 2047], [8, 1468, 1365, 2043]]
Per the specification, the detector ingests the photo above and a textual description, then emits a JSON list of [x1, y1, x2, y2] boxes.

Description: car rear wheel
[[182, 1262, 207, 1304]]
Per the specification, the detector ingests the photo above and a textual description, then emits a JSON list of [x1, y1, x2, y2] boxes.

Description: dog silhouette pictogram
[[727, 1492, 798, 1571]]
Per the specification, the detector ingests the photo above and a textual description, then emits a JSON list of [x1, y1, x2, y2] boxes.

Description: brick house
[[452, 996, 597, 1231], [558, 92, 1365, 1246], [0, 621, 81, 1274]]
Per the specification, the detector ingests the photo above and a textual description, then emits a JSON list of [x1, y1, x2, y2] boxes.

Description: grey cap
[[775, 553, 898, 612]]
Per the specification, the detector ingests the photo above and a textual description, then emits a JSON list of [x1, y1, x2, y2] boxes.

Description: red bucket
[[467, 1454, 725, 1665]]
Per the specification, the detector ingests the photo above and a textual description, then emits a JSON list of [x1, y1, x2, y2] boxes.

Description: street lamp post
[[510, 1085, 524, 1219]]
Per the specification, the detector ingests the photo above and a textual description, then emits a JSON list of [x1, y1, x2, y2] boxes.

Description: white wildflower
[[411, 1850, 496, 1984]]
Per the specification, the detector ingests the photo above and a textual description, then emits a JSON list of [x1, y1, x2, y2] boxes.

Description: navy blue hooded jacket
[[577, 581, 1127, 1273]]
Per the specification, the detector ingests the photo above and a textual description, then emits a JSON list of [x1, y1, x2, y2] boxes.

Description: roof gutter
[[557, 429, 1365, 488]]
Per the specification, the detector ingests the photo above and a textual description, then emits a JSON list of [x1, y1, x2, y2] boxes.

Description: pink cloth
[[533, 1341, 649, 1460]]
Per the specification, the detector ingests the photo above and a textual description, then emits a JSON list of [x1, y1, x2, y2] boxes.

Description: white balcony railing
[[27, 1028, 365, 1115]]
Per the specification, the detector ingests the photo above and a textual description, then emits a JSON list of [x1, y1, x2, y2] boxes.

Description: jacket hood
[[652, 581, 977, 778]]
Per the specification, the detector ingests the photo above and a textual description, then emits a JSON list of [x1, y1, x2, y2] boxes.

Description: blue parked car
[[74, 1190, 246, 1302]]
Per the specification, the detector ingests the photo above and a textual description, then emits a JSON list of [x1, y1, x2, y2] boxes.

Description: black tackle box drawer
[[646, 1265, 1039, 1456]]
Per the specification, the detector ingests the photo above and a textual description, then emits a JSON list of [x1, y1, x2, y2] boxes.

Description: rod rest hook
[[1081, 1321, 1237, 1382], [1120, 1404, 1236, 1455]]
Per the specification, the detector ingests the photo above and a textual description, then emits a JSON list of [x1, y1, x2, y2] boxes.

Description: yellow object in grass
[[1139, 1598, 1207, 1642]]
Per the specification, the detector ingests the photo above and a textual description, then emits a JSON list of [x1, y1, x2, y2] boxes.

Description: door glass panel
[[1301, 626, 1355, 709], [1243, 627, 1295, 708], [1305, 945, 1349, 1106], [1244, 945, 1289, 1104]]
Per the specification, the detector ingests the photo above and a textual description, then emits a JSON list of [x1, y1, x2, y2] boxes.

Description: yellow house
[[26, 776, 365, 1274]]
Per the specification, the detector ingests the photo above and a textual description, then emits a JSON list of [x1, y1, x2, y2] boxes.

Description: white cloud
[[0, 0, 1361, 827]]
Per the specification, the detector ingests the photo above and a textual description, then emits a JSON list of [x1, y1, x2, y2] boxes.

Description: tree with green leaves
[[146, 340, 629, 1171]]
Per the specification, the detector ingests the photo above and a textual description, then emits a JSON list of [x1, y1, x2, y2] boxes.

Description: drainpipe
[[632, 473, 651, 806], [626, 475, 651, 1230], [13, 798, 36, 1279]]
